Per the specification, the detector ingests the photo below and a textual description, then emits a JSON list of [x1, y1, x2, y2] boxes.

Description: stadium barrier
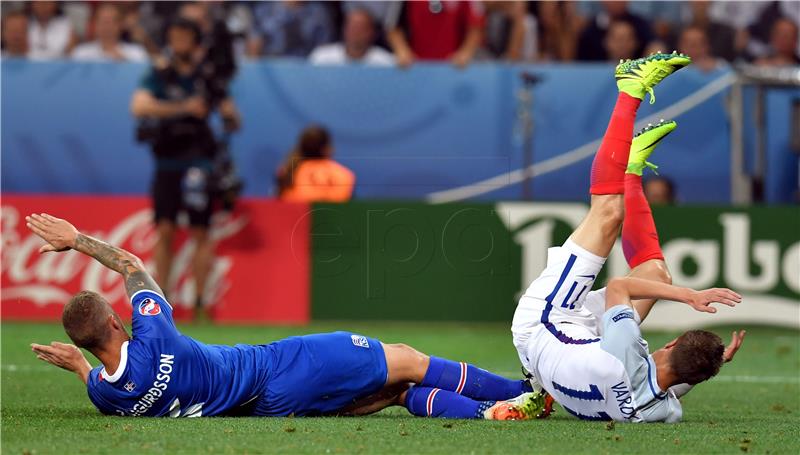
[[2, 61, 798, 203], [3, 196, 798, 328]]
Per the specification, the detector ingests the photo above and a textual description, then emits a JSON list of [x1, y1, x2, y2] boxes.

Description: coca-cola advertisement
[[1, 195, 310, 323]]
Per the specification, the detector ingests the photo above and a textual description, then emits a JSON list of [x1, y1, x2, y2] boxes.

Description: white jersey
[[512, 239, 682, 422]]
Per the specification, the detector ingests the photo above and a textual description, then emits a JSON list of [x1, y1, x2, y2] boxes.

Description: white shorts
[[510, 240, 630, 417], [511, 238, 607, 372]]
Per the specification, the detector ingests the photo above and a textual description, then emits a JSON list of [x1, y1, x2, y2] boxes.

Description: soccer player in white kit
[[511, 53, 746, 422]]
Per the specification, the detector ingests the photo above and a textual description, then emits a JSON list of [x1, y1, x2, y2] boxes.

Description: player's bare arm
[[605, 276, 742, 313], [25, 213, 162, 298], [31, 342, 92, 384]]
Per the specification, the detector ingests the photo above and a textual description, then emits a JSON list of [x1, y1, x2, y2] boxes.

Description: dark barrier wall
[[310, 202, 800, 326], [2, 61, 798, 202], [310, 202, 523, 321]]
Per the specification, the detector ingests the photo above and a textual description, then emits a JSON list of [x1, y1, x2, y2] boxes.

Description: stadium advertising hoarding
[[2, 196, 798, 328], [1, 196, 310, 323], [311, 202, 799, 329]]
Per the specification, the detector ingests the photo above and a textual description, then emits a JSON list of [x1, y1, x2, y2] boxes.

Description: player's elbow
[[605, 278, 629, 309], [121, 251, 145, 270]]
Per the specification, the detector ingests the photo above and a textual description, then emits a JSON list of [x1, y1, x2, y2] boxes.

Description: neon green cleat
[[616, 51, 692, 104], [484, 391, 554, 421], [627, 119, 677, 176]]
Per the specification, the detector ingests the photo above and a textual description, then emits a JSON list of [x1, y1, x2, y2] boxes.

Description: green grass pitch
[[2, 322, 798, 454]]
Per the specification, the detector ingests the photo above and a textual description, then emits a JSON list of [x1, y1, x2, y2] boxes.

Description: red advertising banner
[[1, 195, 310, 323]]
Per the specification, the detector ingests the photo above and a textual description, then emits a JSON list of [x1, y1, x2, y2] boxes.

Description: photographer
[[130, 17, 240, 320]]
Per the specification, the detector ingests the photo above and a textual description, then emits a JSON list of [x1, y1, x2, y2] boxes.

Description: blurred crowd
[[2, 1, 799, 69]]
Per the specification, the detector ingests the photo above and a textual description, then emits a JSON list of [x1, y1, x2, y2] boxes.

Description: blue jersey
[[86, 290, 272, 417]]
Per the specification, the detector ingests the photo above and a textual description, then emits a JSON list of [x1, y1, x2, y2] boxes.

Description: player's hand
[[31, 342, 92, 383], [686, 288, 742, 313], [723, 330, 746, 363], [25, 213, 79, 253]]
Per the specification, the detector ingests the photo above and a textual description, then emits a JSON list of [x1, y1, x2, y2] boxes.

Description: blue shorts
[[254, 332, 388, 416]]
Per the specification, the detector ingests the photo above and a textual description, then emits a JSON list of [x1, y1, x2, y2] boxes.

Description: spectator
[[2, 11, 29, 58], [246, 1, 335, 58], [277, 125, 355, 203], [643, 39, 667, 58], [309, 8, 394, 65], [756, 18, 800, 66], [130, 18, 241, 319], [627, 1, 681, 45], [482, 1, 536, 61], [707, 0, 769, 31], [577, 1, 653, 61], [71, 4, 148, 62], [604, 19, 639, 62], [343, 0, 394, 27], [112, 2, 161, 57], [678, 26, 723, 72], [644, 176, 675, 205], [683, 1, 740, 62], [534, 1, 583, 61], [28, 1, 76, 59], [385, 1, 485, 68]]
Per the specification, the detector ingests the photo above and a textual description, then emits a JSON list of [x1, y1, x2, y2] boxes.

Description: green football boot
[[484, 391, 555, 420], [627, 119, 677, 176], [616, 51, 692, 104]]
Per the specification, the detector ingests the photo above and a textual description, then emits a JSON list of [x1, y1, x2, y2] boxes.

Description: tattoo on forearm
[[74, 233, 163, 297]]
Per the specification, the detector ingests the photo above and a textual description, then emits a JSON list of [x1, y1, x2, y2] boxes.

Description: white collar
[[101, 340, 129, 383]]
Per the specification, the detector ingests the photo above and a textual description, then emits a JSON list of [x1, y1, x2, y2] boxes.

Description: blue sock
[[421, 356, 532, 401], [405, 386, 495, 419]]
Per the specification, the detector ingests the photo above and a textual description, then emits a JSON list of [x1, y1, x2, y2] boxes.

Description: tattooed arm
[[26, 213, 163, 298]]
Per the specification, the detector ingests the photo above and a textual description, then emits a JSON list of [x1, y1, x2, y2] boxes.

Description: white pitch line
[[426, 72, 737, 203]]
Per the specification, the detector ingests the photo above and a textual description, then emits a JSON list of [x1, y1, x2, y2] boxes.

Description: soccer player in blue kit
[[27, 213, 550, 420]]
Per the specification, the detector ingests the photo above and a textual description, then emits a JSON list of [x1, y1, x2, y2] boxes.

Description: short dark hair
[[168, 17, 202, 44], [670, 330, 725, 385], [63, 291, 115, 349]]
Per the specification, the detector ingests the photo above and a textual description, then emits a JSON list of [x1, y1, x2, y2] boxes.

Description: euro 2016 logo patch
[[612, 311, 634, 323], [351, 335, 370, 348], [139, 298, 161, 316]]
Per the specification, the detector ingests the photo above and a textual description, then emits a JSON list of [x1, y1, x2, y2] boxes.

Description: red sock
[[622, 173, 664, 268], [589, 93, 642, 195]]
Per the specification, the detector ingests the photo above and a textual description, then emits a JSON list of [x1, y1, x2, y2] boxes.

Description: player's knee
[[654, 266, 672, 285], [638, 260, 672, 285], [387, 343, 429, 379], [590, 198, 624, 231], [392, 343, 428, 363]]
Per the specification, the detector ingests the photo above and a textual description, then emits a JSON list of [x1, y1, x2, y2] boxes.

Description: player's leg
[[335, 382, 410, 416], [382, 343, 530, 400], [570, 53, 691, 257], [622, 120, 677, 321], [381, 343, 549, 419], [582, 120, 677, 325]]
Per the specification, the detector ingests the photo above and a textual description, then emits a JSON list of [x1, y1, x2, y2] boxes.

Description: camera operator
[[130, 17, 241, 320]]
